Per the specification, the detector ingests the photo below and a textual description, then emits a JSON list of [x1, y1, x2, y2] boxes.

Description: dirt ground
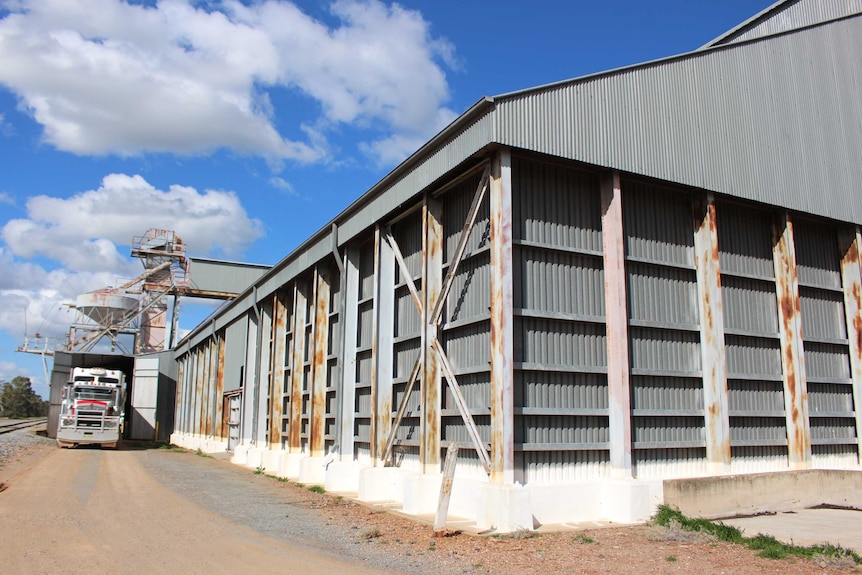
[[2, 435, 860, 575]]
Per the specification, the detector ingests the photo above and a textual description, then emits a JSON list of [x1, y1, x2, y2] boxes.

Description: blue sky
[[0, 0, 775, 397]]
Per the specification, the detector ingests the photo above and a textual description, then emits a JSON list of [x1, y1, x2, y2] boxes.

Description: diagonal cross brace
[[381, 166, 492, 474]]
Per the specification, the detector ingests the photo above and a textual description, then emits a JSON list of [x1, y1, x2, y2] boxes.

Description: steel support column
[[839, 228, 862, 463], [340, 245, 360, 461], [374, 230, 395, 462], [602, 170, 633, 478], [175, 360, 185, 434], [310, 266, 331, 457], [289, 282, 309, 452], [251, 303, 267, 445], [693, 192, 731, 471], [490, 149, 515, 484], [194, 347, 204, 436], [215, 335, 225, 440], [270, 292, 288, 449], [772, 212, 811, 469], [206, 339, 217, 438], [423, 197, 443, 473]]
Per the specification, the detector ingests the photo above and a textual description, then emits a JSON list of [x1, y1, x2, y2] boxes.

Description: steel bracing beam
[[380, 165, 493, 474]]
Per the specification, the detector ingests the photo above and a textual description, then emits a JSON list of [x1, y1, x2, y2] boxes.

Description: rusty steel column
[[423, 197, 443, 473], [194, 347, 204, 436], [310, 266, 331, 457], [602, 170, 633, 478], [490, 149, 515, 484], [289, 282, 309, 453], [693, 192, 731, 472], [340, 245, 360, 461], [270, 291, 288, 449], [369, 229, 381, 460], [374, 230, 395, 463], [772, 212, 811, 469], [204, 340, 215, 437], [207, 338, 218, 438], [839, 227, 862, 463], [175, 359, 185, 434], [215, 335, 225, 440]]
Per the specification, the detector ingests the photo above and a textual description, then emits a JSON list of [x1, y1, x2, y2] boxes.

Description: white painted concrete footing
[[261, 449, 284, 473], [278, 452, 305, 478], [358, 467, 405, 503], [299, 456, 329, 485], [325, 461, 362, 493], [244, 447, 266, 470]]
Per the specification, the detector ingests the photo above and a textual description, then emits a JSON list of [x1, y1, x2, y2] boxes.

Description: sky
[[0, 0, 777, 397]]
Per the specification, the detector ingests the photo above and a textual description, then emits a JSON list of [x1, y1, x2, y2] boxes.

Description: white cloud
[[0, 173, 264, 348], [269, 176, 297, 196], [0, 0, 457, 165], [0, 192, 13, 205], [1, 173, 264, 269]]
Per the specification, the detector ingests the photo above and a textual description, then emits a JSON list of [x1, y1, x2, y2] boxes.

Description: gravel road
[[2, 427, 858, 575]]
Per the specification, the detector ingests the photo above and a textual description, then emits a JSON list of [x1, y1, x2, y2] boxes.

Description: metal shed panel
[[222, 317, 248, 392], [493, 16, 862, 226], [706, 0, 862, 47]]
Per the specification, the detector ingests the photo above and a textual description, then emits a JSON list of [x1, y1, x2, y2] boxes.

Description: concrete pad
[[722, 508, 862, 553]]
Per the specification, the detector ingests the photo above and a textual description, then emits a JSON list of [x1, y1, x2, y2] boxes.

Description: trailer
[[57, 367, 126, 448]]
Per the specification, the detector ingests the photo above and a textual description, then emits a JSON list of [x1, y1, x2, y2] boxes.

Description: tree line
[[0, 376, 49, 418]]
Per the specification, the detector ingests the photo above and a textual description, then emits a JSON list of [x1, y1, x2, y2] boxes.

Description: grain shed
[[170, 0, 862, 530]]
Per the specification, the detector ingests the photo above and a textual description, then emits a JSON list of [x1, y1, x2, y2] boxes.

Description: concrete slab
[[722, 508, 862, 553]]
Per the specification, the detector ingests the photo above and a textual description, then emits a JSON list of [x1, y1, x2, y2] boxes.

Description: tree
[[0, 376, 48, 418]]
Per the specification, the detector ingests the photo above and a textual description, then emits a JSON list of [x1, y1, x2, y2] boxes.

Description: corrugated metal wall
[[624, 181, 707, 479], [353, 238, 375, 462], [493, 14, 862, 227], [172, 150, 862, 483], [440, 172, 491, 479], [711, 0, 862, 47], [511, 157, 611, 482], [389, 210, 424, 471], [794, 219, 859, 468], [717, 201, 788, 473]]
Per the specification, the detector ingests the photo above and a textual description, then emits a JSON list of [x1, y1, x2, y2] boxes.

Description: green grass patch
[[652, 505, 861, 565], [573, 533, 595, 544], [308, 485, 325, 494]]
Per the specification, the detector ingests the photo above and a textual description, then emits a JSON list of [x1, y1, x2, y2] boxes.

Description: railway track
[[0, 419, 47, 435]]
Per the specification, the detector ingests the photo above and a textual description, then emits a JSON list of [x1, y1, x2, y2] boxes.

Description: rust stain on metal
[[774, 216, 808, 464], [195, 348, 204, 435], [370, 227, 380, 461], [216, 336, 225, 439], [289, 283, 308, 452], [311, 268, 330, 456], [271, 291, 288, 449], [851, 276, 862, 356]]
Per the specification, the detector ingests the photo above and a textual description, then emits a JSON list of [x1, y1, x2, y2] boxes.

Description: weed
[[573, 533, 595, 544], [471, 563, 483, 569], [666, 556, 677, 562], [254, 466, 265, 475], [308, 485, 325, 494], [194, 448, 213, 459], [293, 481, 305, 488], [651, 505, 862, 565]]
